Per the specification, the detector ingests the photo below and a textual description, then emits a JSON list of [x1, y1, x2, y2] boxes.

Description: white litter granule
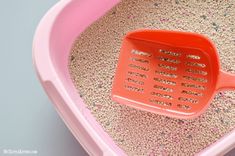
[[69, 0, 235, 155]]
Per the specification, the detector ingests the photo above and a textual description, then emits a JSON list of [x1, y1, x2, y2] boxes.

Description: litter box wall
[[33, 0, 126, 155], [33, 0, 235, 155]]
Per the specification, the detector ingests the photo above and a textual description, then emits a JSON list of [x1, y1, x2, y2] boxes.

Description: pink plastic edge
[[33, 0, 126, 156], [196, 128, 235, 156], [32, 0, 235, 155]]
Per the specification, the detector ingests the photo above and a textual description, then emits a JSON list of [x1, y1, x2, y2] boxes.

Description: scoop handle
[[216, 70, 235, 90]]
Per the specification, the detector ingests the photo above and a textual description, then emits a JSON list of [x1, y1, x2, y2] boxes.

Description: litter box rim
[[33, 0, 125, 155], [33, 0, 235, 155]]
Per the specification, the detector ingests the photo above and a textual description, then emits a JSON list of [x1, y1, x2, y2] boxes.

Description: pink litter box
[[33, 0, 235, 155]]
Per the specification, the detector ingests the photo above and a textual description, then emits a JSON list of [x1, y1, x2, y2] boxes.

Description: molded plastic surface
[[33, 0, 124, 155], [33, 1, 235, 156], [112, 30, 235, 119]]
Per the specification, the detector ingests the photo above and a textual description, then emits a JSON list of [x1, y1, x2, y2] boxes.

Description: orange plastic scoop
[[112, 30, 235, 119]]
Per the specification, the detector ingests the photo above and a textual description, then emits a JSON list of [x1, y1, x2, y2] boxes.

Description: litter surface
[[69, 0, 235, 155]]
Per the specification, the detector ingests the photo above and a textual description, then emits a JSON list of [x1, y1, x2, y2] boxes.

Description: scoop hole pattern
[[158, 64, 177, 71], [181, 90, 203, 96], [132, 49, 151, 57], [186, 62, 206, 68], [159, 49, 181, 57], [178, 97, 198, 104], [129, 64, 149, 71], [127, 71, 147, 79], [183, 75, 207, 83], [126, 78, 144, 85], [186, 69, 207, 75], [153, 85, 173, 92], [125, 85, 144, 93], [131, 57, 149, 64], [154, 77, 177, 86], [157, 56, 180, 64], [181, 82, 205, 90], [149, 99, 172, 106], [155, 70, 177, 78], [177, 104, 191, 110], [151, 92, 173, 99], [187, 54, 201, 60]]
